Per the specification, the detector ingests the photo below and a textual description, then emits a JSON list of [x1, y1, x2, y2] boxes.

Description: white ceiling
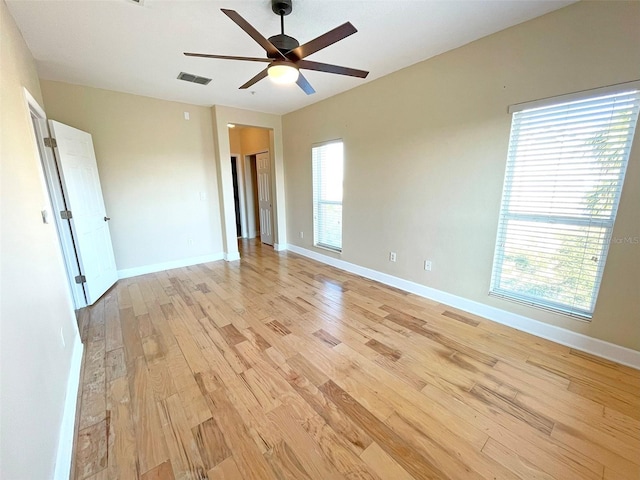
[[7, 0, 575, 115]]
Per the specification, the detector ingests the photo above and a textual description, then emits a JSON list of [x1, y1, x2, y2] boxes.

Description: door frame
[[24, 89, 87, 309], [242, 153, 258, 239], [242, 149, 271, 241], [230, 154, 248, 238]]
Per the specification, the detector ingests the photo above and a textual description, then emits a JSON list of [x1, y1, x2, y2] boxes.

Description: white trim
[[53, 337, 84, 480], [243, 153, 259, 240], [244, 149, 269, 157], [117, 253, 224, 278], [273, 243, 287, 251], [508, 79, 640, 113], [311, 138, 343, 148], [285, 244, 640, 369], [23, 88, 46, 118], [224, 251, 241, 262], [24, 88, 88, 309]]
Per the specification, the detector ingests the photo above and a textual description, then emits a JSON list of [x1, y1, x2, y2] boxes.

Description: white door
[[49, 120, 118, 304], [256, 151, 274, 245]]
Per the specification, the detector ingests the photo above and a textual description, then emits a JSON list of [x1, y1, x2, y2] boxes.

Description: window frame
[[490, 81, 640, 319], [311, 139, 344, 253]]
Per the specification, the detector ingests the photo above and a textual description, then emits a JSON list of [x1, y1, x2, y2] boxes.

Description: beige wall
[[40, 81, 224, 271], [240, 127, 270, 156], [0, 1, 80, 477], [229, 126, 241, 154], [283, 1, 640, 350]]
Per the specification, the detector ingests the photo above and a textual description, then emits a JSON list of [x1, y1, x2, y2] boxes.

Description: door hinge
[[60, 210, 73, 220], [74, 275, 86, 284], [44, 137, 57, 148]]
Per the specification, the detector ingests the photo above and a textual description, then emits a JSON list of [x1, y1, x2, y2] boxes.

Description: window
[[491, 85, 640, 318], [312, 140, 344, 252]]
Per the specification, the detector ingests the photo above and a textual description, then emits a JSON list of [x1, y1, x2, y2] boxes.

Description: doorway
[[28, 97, 87, 308], [227, 125, 274, 246], [233, 152, 273, 244], [240, 151, 273, 245], [230, 156, 242, 237], [27, 92, 118, 308], [254, 151, 273, 246]]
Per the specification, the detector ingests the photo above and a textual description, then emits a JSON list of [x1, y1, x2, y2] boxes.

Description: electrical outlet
[[299, 231, 304, 238], [424, 260, 432, 271], [187, 236, 194, 246], [389, 251, 397, 262]]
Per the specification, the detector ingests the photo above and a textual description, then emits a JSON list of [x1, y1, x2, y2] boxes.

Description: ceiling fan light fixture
[[268, 62, 299, 85]]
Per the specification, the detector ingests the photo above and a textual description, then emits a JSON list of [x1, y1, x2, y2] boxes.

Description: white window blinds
[[312, 140, 344, 252], [490, 88, 640, 318]]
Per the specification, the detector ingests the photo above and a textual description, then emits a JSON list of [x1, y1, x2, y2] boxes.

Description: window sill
[[488, 291, 592, 322], [314, 243, 342, 255]]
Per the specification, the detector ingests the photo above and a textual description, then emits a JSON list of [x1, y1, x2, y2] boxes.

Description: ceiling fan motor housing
[[268, 34, 299, 55], [272, 0, 293, 16]]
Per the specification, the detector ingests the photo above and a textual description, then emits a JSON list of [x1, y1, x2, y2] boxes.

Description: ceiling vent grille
[[178, 72, 212, 85]]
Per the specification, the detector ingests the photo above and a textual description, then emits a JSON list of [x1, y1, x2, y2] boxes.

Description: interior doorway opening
[[27, 94, 87, 309], [27, 91, 117, 308], [227, 125, 274, 246]]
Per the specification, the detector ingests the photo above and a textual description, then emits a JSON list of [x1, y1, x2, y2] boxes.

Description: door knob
[[104, 216, 111, 221]]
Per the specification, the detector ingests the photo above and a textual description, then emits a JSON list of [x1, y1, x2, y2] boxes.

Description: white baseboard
[[117, 253, 225, 279], [224, 251, 241, 262], [286, 244, 640, 369], [274, 243, 287, 252], [54, 336, 84, 480]]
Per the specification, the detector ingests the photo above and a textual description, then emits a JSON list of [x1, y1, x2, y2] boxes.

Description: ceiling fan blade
[[221, 9, 285, 59], [288, 22, 357, 60], [296, 73, 316, 95], [297, 60, 369, 78], [239, 67, 269, 90], [184, 53, 270, 63]]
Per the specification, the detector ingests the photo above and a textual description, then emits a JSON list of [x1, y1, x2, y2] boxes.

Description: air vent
[[177, 72, 212, 85]]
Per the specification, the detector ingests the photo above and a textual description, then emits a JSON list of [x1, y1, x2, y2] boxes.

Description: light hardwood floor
[[71, 239, 640, 480]]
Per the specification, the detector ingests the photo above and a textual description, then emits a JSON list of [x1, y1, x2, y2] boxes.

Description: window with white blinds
[[490, 86, 640, 318], [312, 140, 344, 252]]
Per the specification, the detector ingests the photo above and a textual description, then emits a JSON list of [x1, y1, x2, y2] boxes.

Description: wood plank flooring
[[71, 239, 640, 480]]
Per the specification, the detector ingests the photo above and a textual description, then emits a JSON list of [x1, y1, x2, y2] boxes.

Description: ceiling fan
[[184, 0, 369, 95]]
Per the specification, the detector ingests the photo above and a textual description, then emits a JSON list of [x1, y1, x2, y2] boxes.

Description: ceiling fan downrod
[[272, 0, 291, 36], [268, 0, 299, 55]]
